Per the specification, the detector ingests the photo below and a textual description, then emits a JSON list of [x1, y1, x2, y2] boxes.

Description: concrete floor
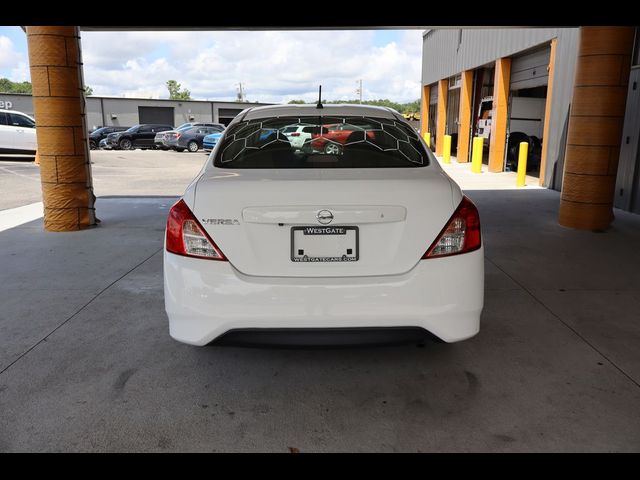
[[437, 155, 543, 191], [1, 189, 640, 452]]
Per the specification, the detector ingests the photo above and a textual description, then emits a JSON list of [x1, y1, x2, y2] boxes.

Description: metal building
[[421, 27, 640, 220], [0, 93, 271, 129]]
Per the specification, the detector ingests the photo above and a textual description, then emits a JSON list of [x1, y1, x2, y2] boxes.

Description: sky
[[0, 26, 424, 104]]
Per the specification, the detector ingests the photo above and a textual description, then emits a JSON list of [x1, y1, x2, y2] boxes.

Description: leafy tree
[[287, 99, 306, 104], [84, 85, 94, 96], [166, 80, 191, 100], [0, 77, 32, 94], [285, 97, 420, 114]]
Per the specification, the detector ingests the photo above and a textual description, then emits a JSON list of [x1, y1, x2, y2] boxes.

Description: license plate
[[291, 226, 359, 262]]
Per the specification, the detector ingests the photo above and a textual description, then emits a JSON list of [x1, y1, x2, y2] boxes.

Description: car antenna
[[316, 85, 323, 109]]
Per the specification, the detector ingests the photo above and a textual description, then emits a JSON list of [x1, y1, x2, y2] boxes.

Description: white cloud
[[80, 30, 424, 103], [0, 36, 24, 70]]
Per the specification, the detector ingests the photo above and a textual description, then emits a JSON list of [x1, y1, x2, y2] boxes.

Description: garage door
[[429, 84, 438, 105], [510, 46, 551, 90], [218, 108, 244, 126], [138, 106, 175, 126]]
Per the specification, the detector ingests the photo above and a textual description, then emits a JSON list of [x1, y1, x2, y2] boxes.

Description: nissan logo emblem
[[317, 210, 334, 225]]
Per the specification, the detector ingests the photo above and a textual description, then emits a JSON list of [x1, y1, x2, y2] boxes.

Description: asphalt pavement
[[0, 149, 206, 211]]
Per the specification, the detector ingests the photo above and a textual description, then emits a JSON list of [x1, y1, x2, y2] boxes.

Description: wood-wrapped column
[[488, 57, 511, 172], [26, 26, 96, 231], [457, 70, 474, 163], [559, 27, 635, 230], [435, 79, 448, 156]]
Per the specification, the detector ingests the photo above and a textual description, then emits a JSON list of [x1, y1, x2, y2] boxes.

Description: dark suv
[[107, 124, 174, 150], [88, 126, 130, 149]]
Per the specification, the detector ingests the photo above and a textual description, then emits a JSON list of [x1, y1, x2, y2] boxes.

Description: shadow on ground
[[0, 192, 639, 452]]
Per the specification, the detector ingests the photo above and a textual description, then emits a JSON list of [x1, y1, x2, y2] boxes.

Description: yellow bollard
[[471, 137, 483, 173], [443, 135, 451, 164], [423, 132, 431, 149], [516, 142, 528, 187]]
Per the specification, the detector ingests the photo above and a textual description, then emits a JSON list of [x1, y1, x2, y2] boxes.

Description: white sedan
[[0, 109, 37, 154], [164, 104, 484, 346]]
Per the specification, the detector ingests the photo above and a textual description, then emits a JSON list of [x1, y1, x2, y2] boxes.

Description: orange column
[[26, 26, 96, 232], [559, 27, 635, 231], [420, 84, 430, 139], [457, 70, 474, 163], [488, 57, 511, 172], [435, 79, 448, 156], [538, 38, 557, 186]]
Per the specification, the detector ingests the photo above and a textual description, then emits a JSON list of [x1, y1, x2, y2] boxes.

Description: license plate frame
[[290, 226, 359, 262]]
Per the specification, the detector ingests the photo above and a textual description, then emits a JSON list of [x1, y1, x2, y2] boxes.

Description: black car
[[106, 124, 174, 150], [88, 126, 130, 149], [163, 125, 225, 152]]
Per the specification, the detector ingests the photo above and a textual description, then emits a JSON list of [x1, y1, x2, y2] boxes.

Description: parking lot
[[0, 150, 206, 210], [1, 151, 640, 452]]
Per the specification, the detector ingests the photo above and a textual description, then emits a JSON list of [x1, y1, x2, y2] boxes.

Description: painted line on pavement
[[0, 202, 44, 232]]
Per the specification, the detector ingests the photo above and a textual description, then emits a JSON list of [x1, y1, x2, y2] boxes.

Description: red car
[[311, 123, 376, 154]]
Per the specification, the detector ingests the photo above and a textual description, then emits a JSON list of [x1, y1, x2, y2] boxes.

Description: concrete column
[[420, 84, 430, 139], [26, 26, 96, 232], [435, 79, 448, 156], [488, 57, 511, 172], [457, 70, 474, 163], [559, 27, 635, 231]]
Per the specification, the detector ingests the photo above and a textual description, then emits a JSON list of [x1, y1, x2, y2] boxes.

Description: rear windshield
[[213, 116, 428, 169]]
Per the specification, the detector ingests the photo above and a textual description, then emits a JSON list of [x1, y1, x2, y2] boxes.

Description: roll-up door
[[138, 106, 175, 126], [429, 84, 438, 105], [510, 47, 551, 91]]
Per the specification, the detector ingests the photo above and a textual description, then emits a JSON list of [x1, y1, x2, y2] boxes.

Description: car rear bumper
[[164, 248, 484, 346]]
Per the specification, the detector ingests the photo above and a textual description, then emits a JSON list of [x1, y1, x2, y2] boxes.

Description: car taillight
[[175, 133, 181, 139], [290, 133, 300, 137], [166, 199, 227, 261], [422, 196, 481, 259]]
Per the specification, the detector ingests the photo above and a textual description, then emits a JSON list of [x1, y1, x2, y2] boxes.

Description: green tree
[[284, 97, 420, 114], [166, 80, 191, 100], [287, 99, 306, 104], [0, 77, 33, 94], [84, 85, 94, 96], [321, 98, 420, 114]]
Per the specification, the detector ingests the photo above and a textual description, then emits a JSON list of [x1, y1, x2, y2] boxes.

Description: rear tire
[[89, 140, 97, 150], [187, 141, 199, 152], [506, 132, 529, 171], [324, 143, 342, 155], [119, 138, 132, 150]]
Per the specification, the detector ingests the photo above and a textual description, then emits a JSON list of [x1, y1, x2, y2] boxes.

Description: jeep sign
[[0, 100, 14, 109]]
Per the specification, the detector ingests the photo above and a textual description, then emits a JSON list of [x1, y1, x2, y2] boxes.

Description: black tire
[[506, 132, 529, 171], [187, 141, 199, 153], [119, 138, 133, 150], [89, 140, 97, 150], [449, 133, 458, 154], [527, 136, 542, 172], [176, 148, 185, 153]]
